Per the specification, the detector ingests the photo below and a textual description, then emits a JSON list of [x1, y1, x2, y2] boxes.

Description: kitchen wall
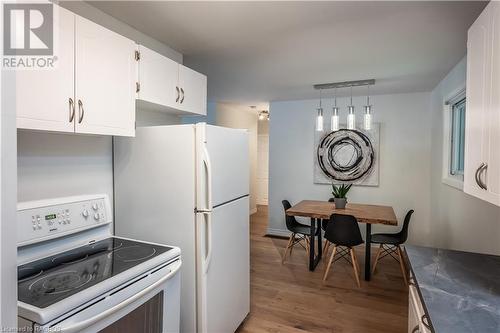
[[17, 3, 182, 208], [257, 119, 269, 205], [429, 57, 500, 255], [216, 103, 259, 214], [268, 93, 433, 242]]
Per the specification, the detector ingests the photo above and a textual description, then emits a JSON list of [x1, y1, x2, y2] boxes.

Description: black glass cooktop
[[18, 237, 172, 309]]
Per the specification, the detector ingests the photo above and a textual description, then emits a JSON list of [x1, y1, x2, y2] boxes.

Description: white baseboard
[[250, 208, 257, 215], [266, 227, 291, 237]]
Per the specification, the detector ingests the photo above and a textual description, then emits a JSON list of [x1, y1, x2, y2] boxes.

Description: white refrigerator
[[113, 123, 250, 333]]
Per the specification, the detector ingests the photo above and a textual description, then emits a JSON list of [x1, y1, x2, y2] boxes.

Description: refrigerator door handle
[[202, 145, 213, 211], [202, 211, 213, 275]]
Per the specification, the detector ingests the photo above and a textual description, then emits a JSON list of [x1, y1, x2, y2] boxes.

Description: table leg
[[365, 223, 372, 281], [316, 219, 322, 261], [309, 218, 316, 271]]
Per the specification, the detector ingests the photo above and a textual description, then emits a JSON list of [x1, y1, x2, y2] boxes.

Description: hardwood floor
[[237, 205, 408, 333]]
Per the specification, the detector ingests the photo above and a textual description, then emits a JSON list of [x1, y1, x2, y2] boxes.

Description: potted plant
[[331, 183, 352, 209]]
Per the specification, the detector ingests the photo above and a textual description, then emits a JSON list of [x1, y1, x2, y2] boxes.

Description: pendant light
[[347, 86, 356, 130], [364, 85, 372, 130], [331, 88, 339, 131], [316, 90, 324, 131]]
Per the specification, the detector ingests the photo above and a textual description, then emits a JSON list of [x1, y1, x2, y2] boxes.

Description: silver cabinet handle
[[180, 87, 185, 103], [68, 98, 75, 122], [479, 163, 488, 190], [421, 314, 431, 330], [411, 325, 420, 333], [176, 86, 180, 102], [77, 99, 84, 124], [475, 163, 485, 189]]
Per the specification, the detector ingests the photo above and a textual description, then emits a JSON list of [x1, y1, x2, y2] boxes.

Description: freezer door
[[196, 124, 249, 208], [196, 197, 250, 333]]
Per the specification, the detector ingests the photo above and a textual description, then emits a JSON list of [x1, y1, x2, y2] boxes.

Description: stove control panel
[[17, 195, 112, 247]]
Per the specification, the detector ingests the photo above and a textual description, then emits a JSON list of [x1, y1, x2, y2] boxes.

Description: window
[[442, 88, 466, 190], [450, 98, 466, 177]]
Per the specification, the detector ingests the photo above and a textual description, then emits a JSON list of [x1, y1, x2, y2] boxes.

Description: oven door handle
[[57, 260, 181, 333]]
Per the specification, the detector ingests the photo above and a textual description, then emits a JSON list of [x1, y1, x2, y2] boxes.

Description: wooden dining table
[[286, 200, 398, 281]]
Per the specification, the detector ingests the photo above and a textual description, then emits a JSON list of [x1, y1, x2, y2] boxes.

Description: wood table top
[[286, 200, 398, 226]]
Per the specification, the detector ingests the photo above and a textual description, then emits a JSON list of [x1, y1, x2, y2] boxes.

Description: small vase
[[334, 198, 347, 209]]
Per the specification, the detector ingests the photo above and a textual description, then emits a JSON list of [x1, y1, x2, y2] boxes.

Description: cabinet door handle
[[475, 163, 486, 190], [478, 163, 488, 190], [180, 88, 185, 103], [68, 98, 75, 122], [176, 86, 180, 102], [78, 99, 84, 124]]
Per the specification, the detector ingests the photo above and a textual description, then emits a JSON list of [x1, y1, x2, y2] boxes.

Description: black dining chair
[[322, 198, 335, 257], [371, 210, 414, 286], [322, 214, 364, 287], [282, 200, 312, 264]]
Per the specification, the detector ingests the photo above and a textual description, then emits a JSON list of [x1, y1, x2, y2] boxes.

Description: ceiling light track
[[313, 79, 375, 90]]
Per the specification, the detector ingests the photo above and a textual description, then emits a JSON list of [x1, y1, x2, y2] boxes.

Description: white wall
[[257, 120, 269, 205], [268, 93, 433, 241], [215, 103, 259, 214], [429, 57, 500, 255]]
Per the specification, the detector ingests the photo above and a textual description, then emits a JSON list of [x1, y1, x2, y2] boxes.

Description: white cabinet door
[[137, 45, 179, 109], [464, 1, 500, 206], [464, 6, 491, 202], [75, 16, 136, 137], [488, 2, 500, 203], [16, 7, 75, 133], [178, 64, 207, 115]]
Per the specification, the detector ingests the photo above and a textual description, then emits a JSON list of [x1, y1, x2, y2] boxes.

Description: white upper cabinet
[[137, 45, 179, 109], [178, 64, 207, 115], [15, 5, 135, 137], [464, 1, 500, 206], [75, 16, 136, 137], [16, 6, 75, 133], [136, 45, 207, 116]]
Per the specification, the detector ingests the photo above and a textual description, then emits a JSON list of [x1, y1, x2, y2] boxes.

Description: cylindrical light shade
[[316, 108, 324, 131], [331, 106, 339, 131], [364, 105, 372, 130], [347, 105, 355, 130]]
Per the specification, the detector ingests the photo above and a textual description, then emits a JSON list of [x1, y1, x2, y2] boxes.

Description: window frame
[[442, 86, 466, 190]]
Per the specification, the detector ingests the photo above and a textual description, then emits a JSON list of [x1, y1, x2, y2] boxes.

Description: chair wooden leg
[[322, 246, 337, 282], [304, 236, 310, 253], [371, 244, 383, 275], [350, 248, 361, 288], [397, 245, 408, 286], [289, 233, 295, 256], [282, 233, 294, 264], [323, 240, 331, 260]]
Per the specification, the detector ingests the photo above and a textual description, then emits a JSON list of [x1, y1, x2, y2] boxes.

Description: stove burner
[[113, 245, 157, 263], [29, 270, 93, 295], [92, 241, 123, 251], [52, 254, 89, 265]]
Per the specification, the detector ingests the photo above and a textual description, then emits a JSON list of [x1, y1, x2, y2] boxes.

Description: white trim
[[266, 228, 291, 238], [442, 86, 466, 191], [250, 208, 258, 215]]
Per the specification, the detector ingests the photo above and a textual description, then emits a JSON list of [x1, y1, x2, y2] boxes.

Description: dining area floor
[[237, 205, 408, 333]]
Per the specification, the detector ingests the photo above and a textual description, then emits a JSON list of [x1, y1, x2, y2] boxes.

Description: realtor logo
[[3, 2, 56, 69]]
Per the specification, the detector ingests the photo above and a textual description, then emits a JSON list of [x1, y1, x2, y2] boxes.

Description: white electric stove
[[17, 194, 181, 333]]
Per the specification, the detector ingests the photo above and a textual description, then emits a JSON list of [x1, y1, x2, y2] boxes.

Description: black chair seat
[[289, 223, 312, 236], [371, 233, 401, 245]]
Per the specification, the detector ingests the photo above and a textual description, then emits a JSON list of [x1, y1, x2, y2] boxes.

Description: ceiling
[[89, 1, 487, 103]]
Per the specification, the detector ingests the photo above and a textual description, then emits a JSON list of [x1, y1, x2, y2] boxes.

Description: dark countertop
[[405, 245, 500, 333]]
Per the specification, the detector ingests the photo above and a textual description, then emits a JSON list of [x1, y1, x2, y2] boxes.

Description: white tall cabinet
[[464, 1, 500, 207], [16, 6, 136, 137]]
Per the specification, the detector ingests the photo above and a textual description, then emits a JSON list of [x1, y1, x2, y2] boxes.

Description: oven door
[[37, 259, 181, 333]]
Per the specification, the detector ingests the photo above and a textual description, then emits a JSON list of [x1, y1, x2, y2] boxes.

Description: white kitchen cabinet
[[136, 45, 207, 116], [15, 5, 135, 137], [136, 45, 179, 109], [16, 6, 75, 133], [75, 16, 136, 137], [177, 64, 207, 115], [464, 1, 500, 206]]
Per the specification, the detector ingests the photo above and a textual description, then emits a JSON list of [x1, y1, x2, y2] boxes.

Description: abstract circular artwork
[[316, 129, 376, 183]]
